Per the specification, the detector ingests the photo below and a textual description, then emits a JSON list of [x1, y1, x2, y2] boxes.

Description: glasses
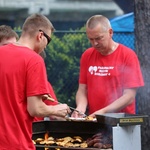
[[39, 29, 52, 45]]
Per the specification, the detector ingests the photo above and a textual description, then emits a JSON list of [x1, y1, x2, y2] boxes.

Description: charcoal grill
[[32, 121, 108, 150], [32, 113, 148, 150]]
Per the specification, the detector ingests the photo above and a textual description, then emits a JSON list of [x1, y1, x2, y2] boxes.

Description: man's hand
[[89, 109, 106, 118], [51, 104, 71, 117], [71, 110, 86, 118]]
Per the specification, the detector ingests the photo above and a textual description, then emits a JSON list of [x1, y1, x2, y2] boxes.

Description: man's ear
[[37, 31, 43, 43], [109, 28, 113, 38]]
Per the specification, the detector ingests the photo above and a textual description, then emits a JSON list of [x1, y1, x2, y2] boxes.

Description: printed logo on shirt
[[88, 66, 114, 76]]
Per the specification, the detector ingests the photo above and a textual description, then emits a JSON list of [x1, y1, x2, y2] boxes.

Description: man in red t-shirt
[[0, 28, 59, 122], [72, 15, 144, 118], [0, 14, 70, 150]]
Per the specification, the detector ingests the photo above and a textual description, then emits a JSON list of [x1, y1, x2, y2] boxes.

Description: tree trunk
[[134, 0, 150, 149]]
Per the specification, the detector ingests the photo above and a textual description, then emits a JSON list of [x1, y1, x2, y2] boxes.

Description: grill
[[32, 113, 147, 150]]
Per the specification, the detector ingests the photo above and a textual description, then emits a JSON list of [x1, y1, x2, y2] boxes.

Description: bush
[[45, 28, 90, 107]]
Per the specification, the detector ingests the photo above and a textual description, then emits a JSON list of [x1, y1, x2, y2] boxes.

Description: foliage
[[45, 28, 90, 106], [14, 27, 22, 37]]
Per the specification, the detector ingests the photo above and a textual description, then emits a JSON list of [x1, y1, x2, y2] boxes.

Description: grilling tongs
[[42, 94, 87, 117]]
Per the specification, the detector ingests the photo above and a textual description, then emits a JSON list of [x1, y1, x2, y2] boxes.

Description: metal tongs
[[42, 94, 87, 117]]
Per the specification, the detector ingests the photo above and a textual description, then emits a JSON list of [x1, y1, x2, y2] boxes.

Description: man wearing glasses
[[0, 13, 70, 150], [39, 29, 51, 45]]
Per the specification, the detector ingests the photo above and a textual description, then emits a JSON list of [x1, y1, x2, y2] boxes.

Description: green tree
[[45, 28, 90, 107], [134, 0, 150, 149]]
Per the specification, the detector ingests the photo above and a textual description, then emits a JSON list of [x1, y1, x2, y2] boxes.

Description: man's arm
[[27, 95, 70, 118], [72, 84, 88, 117], [90, 88, 137, 117]]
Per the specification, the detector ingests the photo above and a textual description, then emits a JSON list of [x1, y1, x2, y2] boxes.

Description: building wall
[[0, 0, 123, 29]]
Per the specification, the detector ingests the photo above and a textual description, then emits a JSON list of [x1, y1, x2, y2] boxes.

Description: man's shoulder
[[81, 47, 95, 59], [85, 47, 95, 51], [118, 44, 136, 55], [10, 44, 43, 63], [116, 44, 139, 63], [83, 47, 95, 55], [118, 44, 134, 52]]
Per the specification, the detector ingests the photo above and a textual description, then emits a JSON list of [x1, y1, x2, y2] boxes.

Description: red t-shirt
[[0, 44, 50, 150], [79, 44, 144, 114]]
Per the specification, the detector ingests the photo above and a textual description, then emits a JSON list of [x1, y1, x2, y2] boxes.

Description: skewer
[[42, 94, 55, 101]]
